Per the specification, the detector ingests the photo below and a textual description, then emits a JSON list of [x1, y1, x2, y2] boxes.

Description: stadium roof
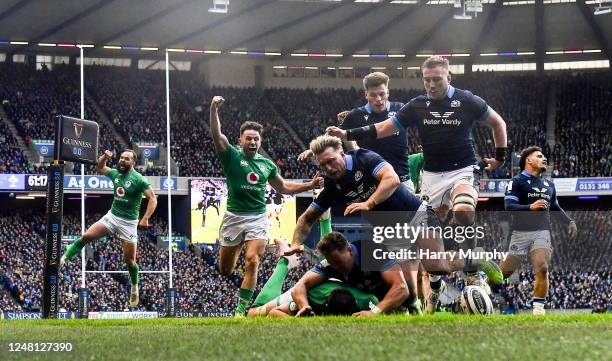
[[0, 0, 610, 60]]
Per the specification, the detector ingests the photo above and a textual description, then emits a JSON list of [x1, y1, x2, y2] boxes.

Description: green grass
[[1, 314, 611, 361]]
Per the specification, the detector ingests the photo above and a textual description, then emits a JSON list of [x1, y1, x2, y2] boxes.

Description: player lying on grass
[[285, 135, 504, 299], [247, 238, 379, 317], [291, 232, 407, 317]]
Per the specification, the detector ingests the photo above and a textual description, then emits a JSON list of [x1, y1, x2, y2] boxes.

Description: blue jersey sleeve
[[311, 261, 330, 278], [391, 101, 418, 131], [357, 149, 390, 178], [549, 184, 573, 225], [310, 183, 336, 213], [466, 93, 491, 124], [505, 178, 530, 211]]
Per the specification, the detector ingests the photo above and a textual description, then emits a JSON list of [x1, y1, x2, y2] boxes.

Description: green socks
[[235, 288, 254, 315], [319, 216, 332, 238], [252, 258, 289, 307], [63, 238, 85, 260], [127, 263, 139, 285]]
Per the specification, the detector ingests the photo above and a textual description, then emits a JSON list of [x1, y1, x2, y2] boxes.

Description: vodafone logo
[[247, 172, 259, 184], [116, 186, 125, 197]]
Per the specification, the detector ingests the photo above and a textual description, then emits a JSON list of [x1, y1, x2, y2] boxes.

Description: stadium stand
[[1, 65, 610, 179]]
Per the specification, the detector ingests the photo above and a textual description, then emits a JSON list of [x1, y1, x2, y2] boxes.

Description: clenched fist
[[210, 96, 225, 109]]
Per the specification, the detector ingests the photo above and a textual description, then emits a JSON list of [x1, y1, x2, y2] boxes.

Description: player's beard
[[118, 163, 132, 174]]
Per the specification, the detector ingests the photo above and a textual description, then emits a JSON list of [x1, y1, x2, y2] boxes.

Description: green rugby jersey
[[218, 145, 279, 214], [407, 152, 424, 194], [308, 281, 379, 311], [107, 168, 151, 220]]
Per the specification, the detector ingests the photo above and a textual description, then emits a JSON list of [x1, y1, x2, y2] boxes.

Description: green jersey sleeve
[[140, 174, 152, 192], [267, 160, 279, 180], [107, 168, 119, 179], [218, 145, 241, 168]]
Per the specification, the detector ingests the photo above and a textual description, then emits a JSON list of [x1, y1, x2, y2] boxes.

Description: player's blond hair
[[421, 56, 450, 70], [363, 72, 389, 90], [309, 135, 343, 156]]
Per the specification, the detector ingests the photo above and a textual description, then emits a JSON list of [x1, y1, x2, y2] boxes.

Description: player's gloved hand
[[326, 126, 347, 140], [283, 244, 304, 257], [352, 310, 375, 317], [138, 217, 151, 228], [344, 201, 373, 216], [568, 221, 578, 239], [310, 172, 324, 189], [296, 305, 314, 317], [297, 149, 313, 162], [529, 199, 548, 211], [337, 110, 350, 125], [482, 157, 504, 172], [103, 150, 113, 159], [210, 96, 224, 109]]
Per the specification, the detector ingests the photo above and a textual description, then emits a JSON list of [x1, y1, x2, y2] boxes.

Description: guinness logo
[[73, 122, 84, 138]]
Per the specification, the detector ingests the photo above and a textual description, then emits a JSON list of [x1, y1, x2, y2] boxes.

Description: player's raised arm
[[209, 96, 230, 153], [267, 172, 323, 195], [96, 150, 113, 176], [478, 108, 507, 172], [355, 264, 408, 317], [326, 117, 399, 142]]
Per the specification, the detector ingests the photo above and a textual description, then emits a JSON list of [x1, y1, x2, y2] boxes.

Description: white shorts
[[219, 211, 269, 247], [508, 230, 553, 257], [420, 164, 480, 210], [384, 202, 433, 252], [100, 211, 138, 243], [402, 178, 415, 194]]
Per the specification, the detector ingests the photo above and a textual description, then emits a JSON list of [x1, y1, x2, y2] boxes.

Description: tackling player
[[291, 232, 407, 317], [247, 239, 379, 317], [501, 146, 577, 315], [61, 149, 157, 307], [208, 96, 323, 317], [285, 135, 503, 291]]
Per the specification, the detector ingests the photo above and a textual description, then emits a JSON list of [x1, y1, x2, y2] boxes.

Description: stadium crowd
[[1, 207, 609, 313], [550, 72, 612, 178], [1, 63, 609, 180]]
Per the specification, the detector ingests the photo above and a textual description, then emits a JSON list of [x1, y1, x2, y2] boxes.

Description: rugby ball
[[460, 285, 494, 315]]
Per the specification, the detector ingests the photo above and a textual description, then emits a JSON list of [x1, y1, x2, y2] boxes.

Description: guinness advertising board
[[55, 115, 99, 164]]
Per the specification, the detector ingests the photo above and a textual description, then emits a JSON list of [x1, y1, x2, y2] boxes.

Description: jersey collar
[[521, 170, 534, 177], [364, 101, 391, 114], [345, 154, 354, 171]]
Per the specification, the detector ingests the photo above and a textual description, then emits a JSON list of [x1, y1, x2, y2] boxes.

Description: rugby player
[[208, 96, 323, 316], [502, 146, 577, 315], [291, 232, 406, 317], [285, 135, 503, 294], [247, 239, 379, 317], [61, 149, 157, 307], [327, 56, 508, 313]]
